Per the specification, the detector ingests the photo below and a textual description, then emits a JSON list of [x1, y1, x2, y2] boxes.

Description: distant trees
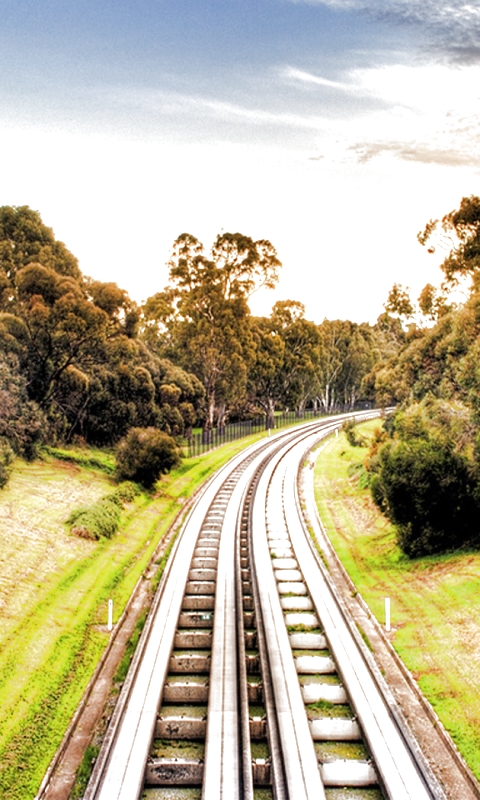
[[0, 205, 395, 492], [141, 230, 388, 437]]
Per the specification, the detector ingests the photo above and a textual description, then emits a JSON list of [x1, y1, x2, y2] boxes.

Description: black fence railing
[[183, 405, 372, 458]]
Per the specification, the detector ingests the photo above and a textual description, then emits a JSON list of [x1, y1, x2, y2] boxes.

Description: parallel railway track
[[84, 412, 445, 800]]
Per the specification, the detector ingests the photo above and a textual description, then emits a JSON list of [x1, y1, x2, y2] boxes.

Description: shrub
[[115, 427, 180, 488], [0, 438, 15, 489], [67, 495, 121, 540], [342, 419, 366, 447], [368, 398, 480, 557], [115, 481, 140, 503]]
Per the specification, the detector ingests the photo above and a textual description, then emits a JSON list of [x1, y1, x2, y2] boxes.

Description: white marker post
[[385, 597, 391, 632], [108, 599, 113, 632]]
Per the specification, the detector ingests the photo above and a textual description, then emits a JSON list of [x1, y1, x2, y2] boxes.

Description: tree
[[248, 316, 286, 429], [142, 231, 280, 441], [0, 205, 81, 311], [0, 352, 46, 461], [384, 283, 415, 321], [418, 195, 480, 286], [269, 301, 321, 416]]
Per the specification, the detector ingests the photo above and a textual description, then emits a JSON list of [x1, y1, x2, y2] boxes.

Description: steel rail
[[85, 421, 325, 799], [250, 419, 354, 799], [86, 410, 423, 800], [85, 443, 265, 800], [201, 451, 268, 798], [285, 428, 442, 798]]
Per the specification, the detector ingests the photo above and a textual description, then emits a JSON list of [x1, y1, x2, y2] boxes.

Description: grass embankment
[[0, 432, 268, 800], [313, 420, 480, 779]]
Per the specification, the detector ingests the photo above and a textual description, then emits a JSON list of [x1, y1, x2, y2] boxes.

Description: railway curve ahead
[[84, 411, 444, 800]]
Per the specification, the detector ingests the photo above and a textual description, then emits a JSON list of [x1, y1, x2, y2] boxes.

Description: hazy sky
[[1, 0, 479, 323]]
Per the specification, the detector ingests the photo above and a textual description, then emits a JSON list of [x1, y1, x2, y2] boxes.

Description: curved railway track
[[84, 412, 445, 800]]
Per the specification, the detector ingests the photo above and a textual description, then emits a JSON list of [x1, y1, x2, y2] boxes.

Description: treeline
[[0, 206, 395, 486], [365, 196, 480, 557]]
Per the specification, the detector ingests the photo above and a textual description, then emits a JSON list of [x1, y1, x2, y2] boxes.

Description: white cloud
[[282, 60, 480, 168], [353, 62, 480, 113], [283, 67, 354, 91]]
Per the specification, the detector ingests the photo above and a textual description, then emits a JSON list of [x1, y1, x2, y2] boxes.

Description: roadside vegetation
[[368, 196, 480, 557], [0, 433, 265, 800], [314, 419, 480, 780]]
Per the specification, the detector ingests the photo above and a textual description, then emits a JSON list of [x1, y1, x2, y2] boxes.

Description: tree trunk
[[266, 397, 275, 430], [217, 401, 227, 436], [202, 389, 215, 445], [296, 398, 306, 418]]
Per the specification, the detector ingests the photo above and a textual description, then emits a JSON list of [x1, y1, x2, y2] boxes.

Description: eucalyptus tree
[[0, 208, 204, 446], [418, 195, 480, 286], [269, 300, 321, 416], [142, 231, 280, 441]]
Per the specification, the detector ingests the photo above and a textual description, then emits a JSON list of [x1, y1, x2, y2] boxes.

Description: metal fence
[[183, 403, 375, 458], [184, 409, 319, 458]]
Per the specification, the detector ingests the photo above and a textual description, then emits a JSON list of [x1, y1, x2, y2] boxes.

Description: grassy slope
[[0, 433, 267, 800], [313, 420, 480, 779]]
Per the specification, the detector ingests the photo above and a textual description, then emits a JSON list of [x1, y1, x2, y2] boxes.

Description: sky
[[1, 0, 480, 324]]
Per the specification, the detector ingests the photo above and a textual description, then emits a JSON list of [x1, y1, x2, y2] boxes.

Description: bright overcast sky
[[1, 0, 480, 323]]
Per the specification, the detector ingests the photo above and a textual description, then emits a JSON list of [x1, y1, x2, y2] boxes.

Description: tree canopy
[[0, 206, 205, 451]]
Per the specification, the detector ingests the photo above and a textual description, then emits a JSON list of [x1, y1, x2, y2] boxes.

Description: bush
[[368, 398, 480, 557], [67, 495, 121, 540], [115, 427, 180, 488], [342, 419, 366, 447], [115, 481, 140, 503], [0, 438, 15, 489], [66, 482, 140, 540]]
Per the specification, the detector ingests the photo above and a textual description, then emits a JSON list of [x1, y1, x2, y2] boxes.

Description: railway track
[[84, 412, 444, 800]]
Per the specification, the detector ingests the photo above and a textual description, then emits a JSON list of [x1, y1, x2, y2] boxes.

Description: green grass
[[313, 420, 480, 780], [41, 444, 116, 473], [0, 430, 270, 800]]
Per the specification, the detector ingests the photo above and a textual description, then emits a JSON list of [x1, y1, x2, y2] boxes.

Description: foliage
[[0, 352, 46, 461], [367, 398, 480, 557], [0, 206, 204, 447], [141, 231, 280, 438], [42, 445, 116, 473], [418, 195, 480, 286], [384, 282, 415, 319], [115, 480, 140, 503], [342, 419, 366, 447], [67, 495, 122, 540], [115, 427, 181, 487], [0, 438, 15, 489], [66, 482, 140, 539]]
